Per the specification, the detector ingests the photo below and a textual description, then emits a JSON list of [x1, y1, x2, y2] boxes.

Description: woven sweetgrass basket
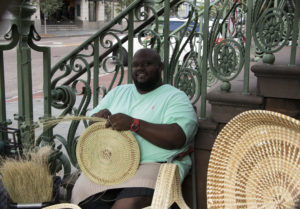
[[207, 110, 300, 209], [143, 163, 190, 209], [76, 121, 140, 186]]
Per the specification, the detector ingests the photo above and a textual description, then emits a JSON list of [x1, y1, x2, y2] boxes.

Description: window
[[76, 4, 81, 17]]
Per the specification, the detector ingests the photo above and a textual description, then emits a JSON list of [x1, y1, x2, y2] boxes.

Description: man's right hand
[[89, 109, 111, 125]]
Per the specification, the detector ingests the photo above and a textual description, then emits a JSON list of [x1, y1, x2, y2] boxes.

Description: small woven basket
[[76, 121, 140, 186], [207, 110, 300, 209]]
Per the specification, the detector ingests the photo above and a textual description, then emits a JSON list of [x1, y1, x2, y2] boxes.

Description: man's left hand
[[106, 113, 133, 131]]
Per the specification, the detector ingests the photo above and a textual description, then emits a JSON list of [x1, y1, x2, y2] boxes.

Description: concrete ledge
[[252, 63, 300, 99], [207, 88, 264, 123]]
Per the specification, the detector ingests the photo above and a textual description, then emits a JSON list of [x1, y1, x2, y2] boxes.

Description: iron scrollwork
[[208, 1, 246, 91], [171, 1, 204, 103], [253, 7, 291, 64], [211, 39, 244, 81]]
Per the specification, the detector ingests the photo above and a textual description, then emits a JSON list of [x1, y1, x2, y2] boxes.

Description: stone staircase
[[181, 46, 300, 209]]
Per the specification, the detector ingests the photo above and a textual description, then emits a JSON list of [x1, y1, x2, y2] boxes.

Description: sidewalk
[[39, 29, 98, 39], [0, 28, 98, 41], [3, 28, 99, 132], [3, 28, 100, 104], [5, 67, 127, 133]]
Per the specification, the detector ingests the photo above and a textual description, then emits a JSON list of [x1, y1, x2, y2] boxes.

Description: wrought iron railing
[[0, 0, 299, 180]]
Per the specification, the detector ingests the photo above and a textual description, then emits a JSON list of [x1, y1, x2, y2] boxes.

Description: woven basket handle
[[143, 163, 190, 209]]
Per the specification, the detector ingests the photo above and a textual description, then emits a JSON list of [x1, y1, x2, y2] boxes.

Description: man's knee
[[112, 196, 152, 209]]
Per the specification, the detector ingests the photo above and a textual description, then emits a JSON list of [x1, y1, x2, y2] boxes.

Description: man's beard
[[133, 72, 161, 92]]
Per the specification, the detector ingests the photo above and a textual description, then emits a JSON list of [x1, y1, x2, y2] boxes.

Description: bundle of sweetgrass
[[0, 146, 53, 204], [40, 115, 106, 130]]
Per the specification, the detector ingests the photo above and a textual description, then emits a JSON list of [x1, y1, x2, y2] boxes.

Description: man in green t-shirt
[[73, 48, 198, 209]]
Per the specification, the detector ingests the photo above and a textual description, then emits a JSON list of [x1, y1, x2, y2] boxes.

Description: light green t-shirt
[[89, 84, 198, 181]]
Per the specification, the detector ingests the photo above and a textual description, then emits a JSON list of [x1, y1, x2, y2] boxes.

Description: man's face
[[132, 51, 162, 92]]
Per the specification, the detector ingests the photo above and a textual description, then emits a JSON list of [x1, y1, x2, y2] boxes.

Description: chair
[[42, 203, 81, 209], [143, 163, 190, 209], [206, 110, 300, 208]]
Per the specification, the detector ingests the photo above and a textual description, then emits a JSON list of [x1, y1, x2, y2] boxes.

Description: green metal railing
[[0, 0, 299, 183]]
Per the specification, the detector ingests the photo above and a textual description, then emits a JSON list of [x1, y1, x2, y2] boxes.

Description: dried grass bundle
[[41, 115, 106, 130], [0, 148, 53, 204], [30, 145, 52, 165]]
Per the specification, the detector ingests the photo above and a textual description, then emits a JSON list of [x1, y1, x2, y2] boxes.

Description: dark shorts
[[78, 187, 154, 209]]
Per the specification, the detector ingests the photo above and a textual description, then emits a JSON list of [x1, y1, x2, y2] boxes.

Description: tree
[[116, 0, 135, 13], [32, 0, 63, 34]]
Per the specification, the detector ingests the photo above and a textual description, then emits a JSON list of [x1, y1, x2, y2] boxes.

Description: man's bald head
[[133, 48, 162, 66]]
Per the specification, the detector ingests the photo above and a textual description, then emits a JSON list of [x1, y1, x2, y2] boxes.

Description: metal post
[[200, 0, 210, 119], [163, 0, 170, 83], [20, 40, 35, 148], [243, 0, 253, 94], [28, 34, 53, 144], [290, 2, 299, 65], [128, 9, 134, 84], [93, 37, 100, 107], [16, 43, 25, 130], [0, 51, 7, 141], [8, 0, 37, 149]]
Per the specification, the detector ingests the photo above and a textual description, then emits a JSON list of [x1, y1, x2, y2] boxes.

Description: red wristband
[[130, 118, 140, 132]]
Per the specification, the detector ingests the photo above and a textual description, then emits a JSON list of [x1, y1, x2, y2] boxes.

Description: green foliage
[[33, 0, 63, 16], [116, 0, 134, 13]]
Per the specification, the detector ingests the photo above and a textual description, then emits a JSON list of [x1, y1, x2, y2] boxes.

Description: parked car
[[112, 18, 231, 66]]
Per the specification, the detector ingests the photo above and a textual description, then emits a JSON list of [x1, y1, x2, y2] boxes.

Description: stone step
[[206, 77, 265, 124], [252, 63, 300, 100], [207, 88, 264, 124], [41, 24, 81, 31], [251, 63, 300, 120]]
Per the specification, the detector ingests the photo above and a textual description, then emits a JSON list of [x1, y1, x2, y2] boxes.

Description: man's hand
[[106, 113, 133, 131], [90, 109, 111, 125], [90, 111, 186, 149]]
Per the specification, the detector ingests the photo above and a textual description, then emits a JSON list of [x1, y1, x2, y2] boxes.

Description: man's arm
[[106, 113, 186, 150]]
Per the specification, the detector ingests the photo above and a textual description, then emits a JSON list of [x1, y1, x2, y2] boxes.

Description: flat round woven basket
[[207, 110, 300, 209], [76, 121, 140, 186]]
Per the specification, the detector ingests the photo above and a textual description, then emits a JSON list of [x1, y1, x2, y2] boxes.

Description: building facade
[[41, 0, 119, 30], [75, 0, 118, 30]]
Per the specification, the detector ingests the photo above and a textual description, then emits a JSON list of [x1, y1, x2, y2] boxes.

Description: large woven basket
[[76, 121, 140, 186], [207, 110, 300, 209]]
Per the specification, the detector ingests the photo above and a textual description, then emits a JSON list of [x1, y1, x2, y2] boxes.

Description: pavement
[[0, 30, 99, 41], [3, 29, 100, 131], [4, 28, 99, 103], [4, 27, 130, 143], [39, 29, 99, 39]]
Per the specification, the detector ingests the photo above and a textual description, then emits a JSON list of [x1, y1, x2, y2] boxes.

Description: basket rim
[[206, 110, 300, 208], [76, 121, 140, 186]]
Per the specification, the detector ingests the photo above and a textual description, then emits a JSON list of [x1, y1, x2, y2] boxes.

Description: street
[[2, 34, 114, 133], [1, 35, 96, 99]]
